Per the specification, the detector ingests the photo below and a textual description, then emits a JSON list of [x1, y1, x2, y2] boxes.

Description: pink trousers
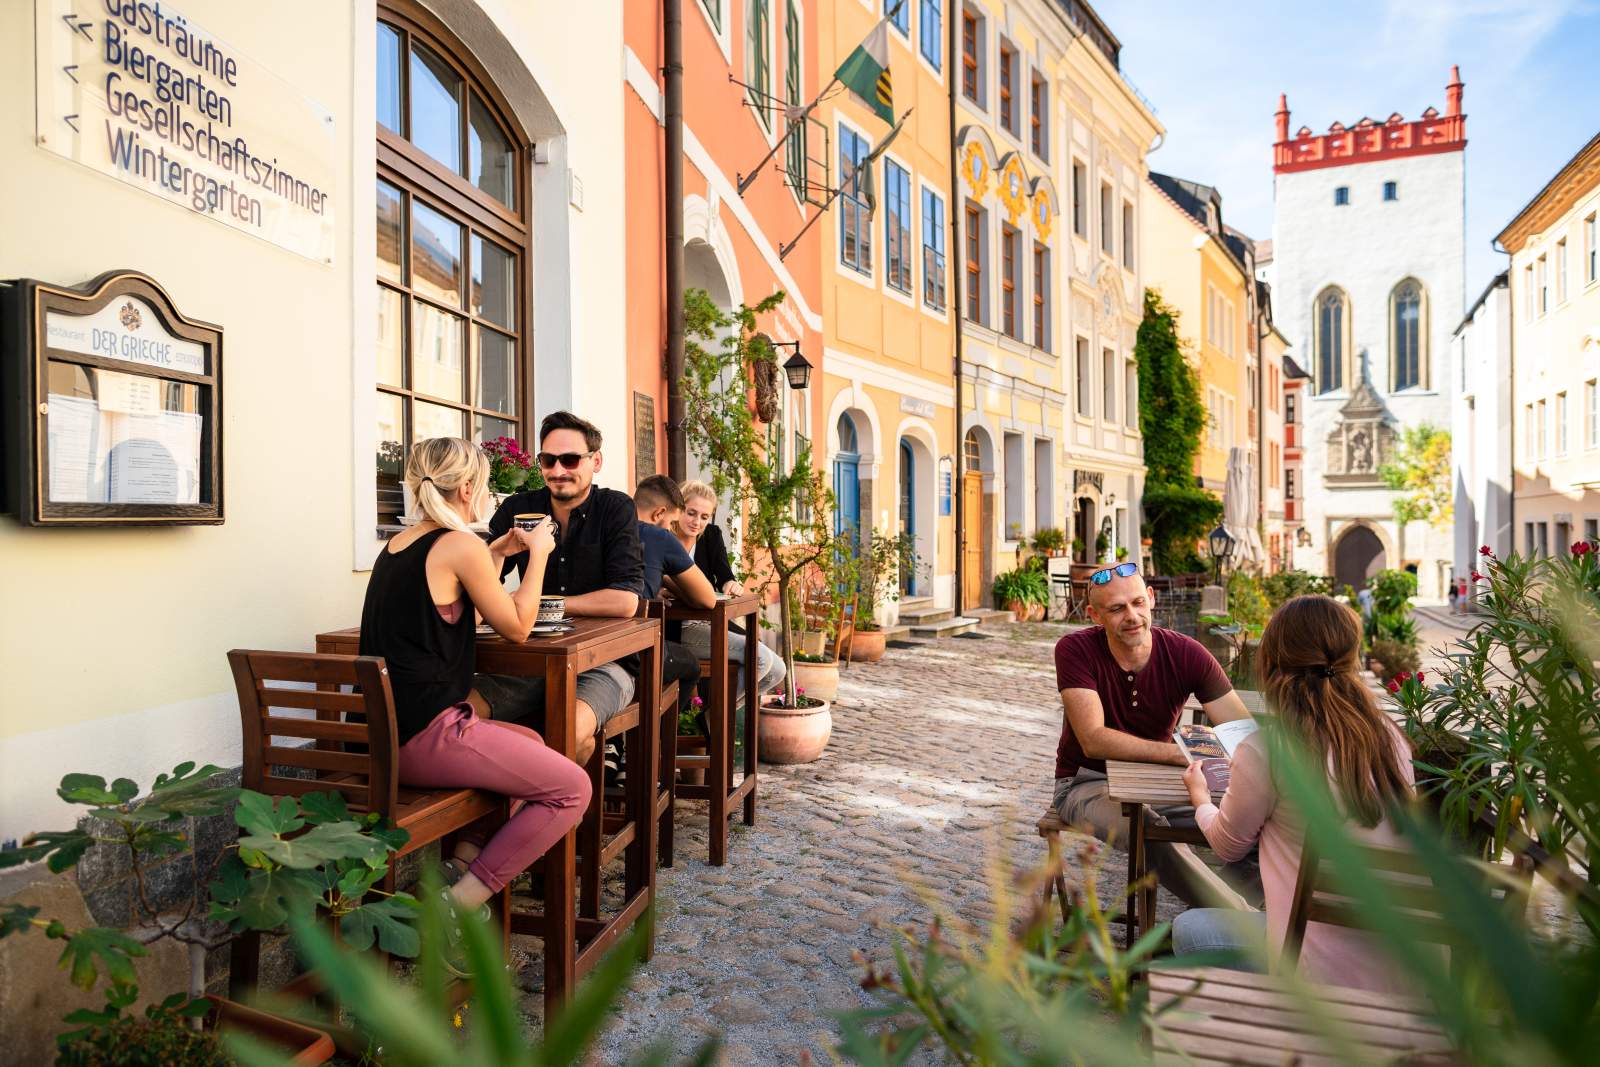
[[398, 704, 590, 893]]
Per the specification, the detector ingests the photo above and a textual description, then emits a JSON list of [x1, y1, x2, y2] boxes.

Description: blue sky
[[1094, 0, 1600, 299]]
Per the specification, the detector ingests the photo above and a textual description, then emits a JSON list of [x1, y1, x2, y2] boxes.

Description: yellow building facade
[[1500, 133, 1600, 555], [819, 0, 957, 615], [1141, 174, 1253, 493], [955, 0, 1158, 603]]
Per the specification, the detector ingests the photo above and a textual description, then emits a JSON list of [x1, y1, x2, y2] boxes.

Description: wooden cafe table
[[663, 591, 761, 866], [316, 616, 661, 1017], [1105, 758, 1221, 950]]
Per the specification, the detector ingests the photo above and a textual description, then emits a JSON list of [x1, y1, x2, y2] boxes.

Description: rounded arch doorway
[[1333, 524, 1386, 590]]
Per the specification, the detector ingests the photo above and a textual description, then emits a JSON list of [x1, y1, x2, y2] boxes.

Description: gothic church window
[[1391, 278, 1427, 391], [1314, 286, 1349, 394]]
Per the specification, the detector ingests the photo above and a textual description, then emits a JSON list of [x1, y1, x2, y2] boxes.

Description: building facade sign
[[34, 0, 337, 261]]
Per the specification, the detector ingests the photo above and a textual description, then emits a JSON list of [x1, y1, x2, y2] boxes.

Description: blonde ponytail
[[405, 437, 491, 533]]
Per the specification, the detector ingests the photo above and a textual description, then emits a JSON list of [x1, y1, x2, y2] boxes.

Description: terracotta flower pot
[[1006, 598, 1029, 621], [758, 699, 832, 764], [797, 630, 827, 657], [792, 659, 840, 701], [848, 629, 886, 662], [1029, 602, 1047, 622], [209, 995, 334, 1065]]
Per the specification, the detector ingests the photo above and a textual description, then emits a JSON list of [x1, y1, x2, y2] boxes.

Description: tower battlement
[[1273, 67, 1465, 174]]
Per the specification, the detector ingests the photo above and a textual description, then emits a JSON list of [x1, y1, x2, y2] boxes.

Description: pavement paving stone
[[534, 621, 1195, 1063]]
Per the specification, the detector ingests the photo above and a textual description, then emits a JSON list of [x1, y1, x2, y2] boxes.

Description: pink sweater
[[1194, 728, 1415, 993]]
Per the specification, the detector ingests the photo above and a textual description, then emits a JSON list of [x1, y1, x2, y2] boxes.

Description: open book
[[1173, 720, 1259, 794]]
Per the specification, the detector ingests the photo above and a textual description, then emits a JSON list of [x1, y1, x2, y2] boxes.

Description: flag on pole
[[842, 112, 908, 220], [834, 19, 894, 125]]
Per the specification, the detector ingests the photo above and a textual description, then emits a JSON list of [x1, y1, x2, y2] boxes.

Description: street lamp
[[1208, 523, 1236, 585], [771, 341, 812, 390]]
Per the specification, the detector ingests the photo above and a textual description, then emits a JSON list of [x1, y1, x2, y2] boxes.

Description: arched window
[[837, 412, 859, 454], [1314, 287, 1348, 394], [963, 428, 983, 472], [1391, 278, 1427, 391], [376, 7, 530, 525]]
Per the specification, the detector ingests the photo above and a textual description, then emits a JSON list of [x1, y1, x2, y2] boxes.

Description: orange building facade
[[623, 2, 824, 511]]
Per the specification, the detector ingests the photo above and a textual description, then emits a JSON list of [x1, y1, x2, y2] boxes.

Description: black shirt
[[359, 529, 475, 744], [488, 485, 645, 598], [694, 523, 737, 592]]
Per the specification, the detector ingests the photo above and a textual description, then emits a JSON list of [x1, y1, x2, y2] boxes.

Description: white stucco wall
[[1271, 150, 1463, 595], [1451, 278, 1512, 593]]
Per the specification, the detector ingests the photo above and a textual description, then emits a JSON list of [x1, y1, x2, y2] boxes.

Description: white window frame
[[835, 118, 875, 286], [881, 149, 916, 304], [916, 0, 944, 80], [1075, 335, 1092, 418], [1557, 237, 1568, 304], [918, 179, 949, 318], [1556, 391, 1569, 456], [1588, 379, 1599, 450], [696, 0, 733, 63]]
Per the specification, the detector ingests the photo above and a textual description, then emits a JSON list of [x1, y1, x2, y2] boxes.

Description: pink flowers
[[1416, 670, 1426, 685], [690, 695, 704, 708], [483, 436, 537, 493], [1386, 680, 1401, 694], [1479, 544, 1493, 556], [1471, 571, 1485, 582]]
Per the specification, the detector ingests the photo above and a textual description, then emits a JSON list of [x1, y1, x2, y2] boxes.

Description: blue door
[[833, 413, 860, 540], [899, 439, 915, 594]]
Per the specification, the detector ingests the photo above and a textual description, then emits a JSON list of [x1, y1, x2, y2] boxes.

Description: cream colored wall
[[1197, 242, 1251, 488], [0, 0, 627, 838], [1509, 173, 1600, 540]]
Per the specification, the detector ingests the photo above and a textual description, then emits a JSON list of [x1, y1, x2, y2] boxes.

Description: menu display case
[[1, 270, 223, 526]]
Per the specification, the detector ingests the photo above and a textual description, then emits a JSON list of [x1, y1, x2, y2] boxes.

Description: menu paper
[[45, 391, 202, 505]]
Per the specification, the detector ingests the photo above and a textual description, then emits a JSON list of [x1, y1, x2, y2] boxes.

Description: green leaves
[[237, 818, 390, 870], [235, 791, 305, 838], [1, 903, 40, 937], [0, 828, 94, 872], [57, 773, 139, 807], [340, 894, 422, 957], [56, 926, 145, 992]]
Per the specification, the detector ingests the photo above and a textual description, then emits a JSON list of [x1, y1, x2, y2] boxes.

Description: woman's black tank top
[[359, 528, 476, 744]]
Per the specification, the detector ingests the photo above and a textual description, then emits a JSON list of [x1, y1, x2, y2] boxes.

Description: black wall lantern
[[772, 340, 812, 390]]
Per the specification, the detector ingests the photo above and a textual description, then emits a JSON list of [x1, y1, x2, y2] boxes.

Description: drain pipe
[[665, 0, 687, 480], [948, 0, 967, 614]]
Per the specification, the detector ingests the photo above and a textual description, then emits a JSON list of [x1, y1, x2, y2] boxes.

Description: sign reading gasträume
[[33, 0, 337, 261]]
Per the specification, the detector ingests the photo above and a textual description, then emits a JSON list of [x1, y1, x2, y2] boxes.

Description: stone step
[[879, 624, 913, 641], [965, 608, 1016, 627], [909, 616, 981, 639], [899, 606, 955, 626]]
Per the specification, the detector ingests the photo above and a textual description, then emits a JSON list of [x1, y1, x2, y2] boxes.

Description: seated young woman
[[359, 436, 590, 916], [672, 479, 785, 697], [1172, 593, 1416, 992]]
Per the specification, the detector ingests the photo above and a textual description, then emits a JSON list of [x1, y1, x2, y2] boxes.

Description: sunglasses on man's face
[[1089, 562, 1140, 585], [537, 451, 594, 470]]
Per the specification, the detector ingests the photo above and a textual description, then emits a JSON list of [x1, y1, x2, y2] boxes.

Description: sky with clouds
[[1092, 0, 1600, 297]]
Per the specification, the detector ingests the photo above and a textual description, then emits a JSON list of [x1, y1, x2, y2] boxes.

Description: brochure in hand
[[1173, 720, 1260, 794]]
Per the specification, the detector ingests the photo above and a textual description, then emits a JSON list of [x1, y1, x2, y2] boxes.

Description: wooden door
[[962, 472, 983, 607]]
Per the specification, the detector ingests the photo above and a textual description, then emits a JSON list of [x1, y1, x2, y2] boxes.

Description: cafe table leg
[[628, 636, 661, 962], [708, 618, 731, 867], [742, 609, 758, 826], [1124, 801, 1146, 952], [542, 660, 578, 1019]]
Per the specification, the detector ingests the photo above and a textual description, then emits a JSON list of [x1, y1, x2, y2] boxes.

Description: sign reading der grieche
[[34, 0, 336, 261]]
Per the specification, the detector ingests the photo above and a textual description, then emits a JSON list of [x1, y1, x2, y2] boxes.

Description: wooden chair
[[833, 597, 858, 667], [1282, 840, 1530, 970], [226, 649, 511, 997], [1036, 811, 1133, 932]]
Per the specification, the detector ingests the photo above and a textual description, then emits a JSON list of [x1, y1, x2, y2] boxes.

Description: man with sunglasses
[[1053, 564, 1256, 911], [481, 411, 645, 765]]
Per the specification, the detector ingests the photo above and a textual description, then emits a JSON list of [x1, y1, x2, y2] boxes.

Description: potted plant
[[482, 435, 543, 510], [1115, 546, 1129, 562], [993, 567, 1049, 622], [680, 288, 843, 763], [0, 765, 414, 1065], [848, 529, 922, 662], [1094, 530, 1111, 563], [1032, 527, 1066, 557]]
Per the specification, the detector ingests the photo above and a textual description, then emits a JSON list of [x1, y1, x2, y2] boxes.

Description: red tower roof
[[1273, 68, 1466, 174]]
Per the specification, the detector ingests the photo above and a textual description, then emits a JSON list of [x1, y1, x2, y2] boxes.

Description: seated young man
[[477, 411, 645, 764], [1053, 564, 1256, 909], [633, 475, 714, 709]]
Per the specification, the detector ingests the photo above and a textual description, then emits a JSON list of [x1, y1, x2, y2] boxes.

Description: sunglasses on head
[[1088, 562, 1140, 585], [536, 451, 594, 470]]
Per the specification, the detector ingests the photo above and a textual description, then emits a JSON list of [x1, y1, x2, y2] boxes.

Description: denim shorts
[[473, 663, 634, 733]]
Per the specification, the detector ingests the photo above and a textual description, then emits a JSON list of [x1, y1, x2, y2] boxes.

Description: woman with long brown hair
[[1171, 594, 1416, 991]]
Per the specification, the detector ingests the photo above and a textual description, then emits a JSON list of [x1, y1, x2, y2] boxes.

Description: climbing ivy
[[1135, 288, 1221, 574]]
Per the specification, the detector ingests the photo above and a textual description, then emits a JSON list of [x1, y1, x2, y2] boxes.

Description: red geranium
[[1574, 541, 1594, 557], [1386, 680, 1401, 694], [1479, 544, 1493, 556]]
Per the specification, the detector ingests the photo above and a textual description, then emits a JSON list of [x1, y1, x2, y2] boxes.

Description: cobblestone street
[[571, 621, 1181, 1064]]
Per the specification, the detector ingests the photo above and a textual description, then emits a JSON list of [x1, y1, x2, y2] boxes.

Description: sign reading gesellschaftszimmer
[[34, 0, 336, 262]]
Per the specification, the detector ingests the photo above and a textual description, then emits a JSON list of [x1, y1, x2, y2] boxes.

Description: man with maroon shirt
[[1054, 565, 1255, 908]]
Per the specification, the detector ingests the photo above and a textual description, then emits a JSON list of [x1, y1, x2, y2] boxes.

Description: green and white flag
[[834, 19, 894, 125]]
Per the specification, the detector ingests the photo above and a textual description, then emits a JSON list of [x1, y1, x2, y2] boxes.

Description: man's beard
[[547, 479, 586, 501]]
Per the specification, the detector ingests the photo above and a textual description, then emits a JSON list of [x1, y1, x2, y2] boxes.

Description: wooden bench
[[225, 649, 511, 996]]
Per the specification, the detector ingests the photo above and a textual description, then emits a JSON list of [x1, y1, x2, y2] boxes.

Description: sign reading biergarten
[[33, 0, 336, 262]]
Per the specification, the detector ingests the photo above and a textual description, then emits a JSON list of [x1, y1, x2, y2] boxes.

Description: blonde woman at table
[[360, 436, 590, 919], [670, 480, 785, 698], [1173, 594, 1416, 992]]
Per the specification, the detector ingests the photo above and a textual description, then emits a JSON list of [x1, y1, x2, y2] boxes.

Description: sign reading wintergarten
[[33, 0, 336, 262]]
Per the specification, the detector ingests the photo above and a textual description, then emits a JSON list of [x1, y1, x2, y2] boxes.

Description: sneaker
[[437, 888, 492, 979]]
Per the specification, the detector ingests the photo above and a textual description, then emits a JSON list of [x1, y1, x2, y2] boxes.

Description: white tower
[[1270, 69, 1466, 598]]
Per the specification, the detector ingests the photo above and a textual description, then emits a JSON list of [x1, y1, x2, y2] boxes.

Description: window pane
[[412, 302, 465, 403], [471, 234, 515, 328], [411, 199, 463, 307], [475, 326, 516, 415], [415, 399, 465, 442], [475, 414, 516, 444], [376, 285, 405, 387], [377, 22, 403, 134], [410, 40, 462, 174], [377, 391, 406, 522], [377, 179, 404, 283], [468, 94, 515, 209]]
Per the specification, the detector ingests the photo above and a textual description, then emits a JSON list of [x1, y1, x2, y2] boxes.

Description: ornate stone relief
[[1323, 377, 1394, 487]]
